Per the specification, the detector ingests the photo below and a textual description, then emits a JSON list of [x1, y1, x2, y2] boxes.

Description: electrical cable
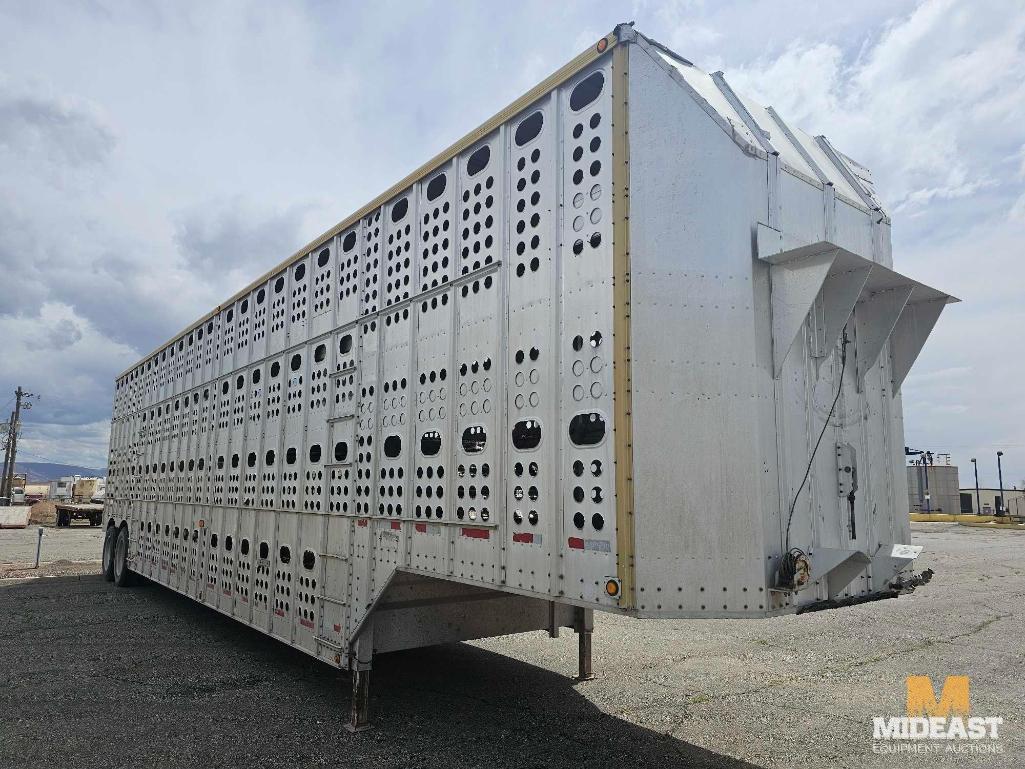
[[783, 326, 850, 554]]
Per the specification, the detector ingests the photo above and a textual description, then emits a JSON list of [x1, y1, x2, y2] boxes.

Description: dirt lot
[[0, 523, 1020, 768]]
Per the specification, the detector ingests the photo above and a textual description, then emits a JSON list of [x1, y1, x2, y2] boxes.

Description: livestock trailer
[[103, 24, 955, 728]]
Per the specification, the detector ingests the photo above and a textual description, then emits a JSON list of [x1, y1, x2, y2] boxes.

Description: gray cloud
[[173, 198, 315, 274], [0, 86, 116, 167], [43, 318, 83, 350]]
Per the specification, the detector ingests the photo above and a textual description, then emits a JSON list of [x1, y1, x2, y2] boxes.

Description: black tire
[[101, 526, 117, 582], [113, 526, 134, 587]]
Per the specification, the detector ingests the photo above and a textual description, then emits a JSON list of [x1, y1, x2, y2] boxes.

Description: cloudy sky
[[0, 0, 1021, 487]]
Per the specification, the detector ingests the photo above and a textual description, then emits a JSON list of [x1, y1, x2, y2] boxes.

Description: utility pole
[[1, 387, 35, 500], [0, 412, 13, 500]]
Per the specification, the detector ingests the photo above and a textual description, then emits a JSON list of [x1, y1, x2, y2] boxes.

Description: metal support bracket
[[809, 547, 872, 599], [757, 234, 956, 382], [890, 295, 948, 392]]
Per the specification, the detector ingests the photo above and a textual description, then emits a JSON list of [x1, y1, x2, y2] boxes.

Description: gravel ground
[[0, 523, 1020, 768], [0, 521, 103, 568]]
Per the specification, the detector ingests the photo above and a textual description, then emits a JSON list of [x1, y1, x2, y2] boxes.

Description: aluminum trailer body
[[104, 25, 954, 726]]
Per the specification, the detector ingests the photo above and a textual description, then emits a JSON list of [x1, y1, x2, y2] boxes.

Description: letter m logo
[[906, 675, 969, 717]]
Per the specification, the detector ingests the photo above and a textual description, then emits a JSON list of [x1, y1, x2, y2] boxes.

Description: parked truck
[[51, 476, 106, 526], [102, 24, 954, 729]]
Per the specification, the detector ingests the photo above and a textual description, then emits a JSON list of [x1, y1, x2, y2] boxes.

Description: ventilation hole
[[461, 426, 486, 454], [294, 263, 306, 281], [231, 454, 240, 469], [340, 334, 353, 354], [309, 444, 322, 463], [271, 362, 281, 377], [421, 431, 441, 456], [221, 382, 229, 395], [302, 550, 316, 570], [384, 435, 402, 458], [592, 513, 605, 530], [512, 419, 542, 450], [342, 231, 357, 252], [266, 449, 276, 465], [391, 197, 408, 222], [317, 248, 330, 268], [334, 441, 348, 462], [274, 276, 285, 293], [279, 545, 291, 565], [258, 541, 268, 559], [211, 533, 219, 548], [569, 412, 606, 446], [247, 452, 256, 468], [252, 368, 261, 384], [286, 447, 297, 464], [426, 173, 447, 201], [236, 375, 244, 389], [573, 512, 585, 529], [570, 71, 605, 111], [515, 110, 544, 146], [467, 145, 490, 176], [256, 288, 266, 304], [314, 344, 326, 363]]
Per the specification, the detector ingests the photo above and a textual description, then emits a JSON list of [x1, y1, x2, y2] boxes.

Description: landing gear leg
[[575, 607, 595, 681], [346, 625, 374, 732]]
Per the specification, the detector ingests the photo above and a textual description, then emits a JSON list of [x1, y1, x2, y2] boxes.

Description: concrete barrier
[[910, 512, 1025, 529], [0, 506, 30, 529]]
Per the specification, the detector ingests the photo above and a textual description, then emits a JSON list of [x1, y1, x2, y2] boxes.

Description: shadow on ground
[[0, 575, 761, 769]]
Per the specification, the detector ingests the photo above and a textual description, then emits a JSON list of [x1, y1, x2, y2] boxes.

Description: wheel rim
[[103, 530, 114, 571], [115, 531, 127, 579]]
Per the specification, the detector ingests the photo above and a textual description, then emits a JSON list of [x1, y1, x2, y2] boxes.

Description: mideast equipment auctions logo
[[872, 675, 1004, 756]]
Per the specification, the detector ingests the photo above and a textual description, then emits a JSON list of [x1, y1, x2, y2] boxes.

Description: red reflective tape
[[512, 532, 534, 544], [568, 537, 585, 550], [333, 623, 341, 632], [357, 519, 369, 527], [415, 523, 427, 533], [222, 589, 231, 596], [300, 619, 314, 629], [274, 609, 285, 617], [390, 521, 401, 530], [461, 527, 490, 539]]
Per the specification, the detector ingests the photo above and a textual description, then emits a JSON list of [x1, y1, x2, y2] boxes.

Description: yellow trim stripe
[[610, 41, 636, 608]]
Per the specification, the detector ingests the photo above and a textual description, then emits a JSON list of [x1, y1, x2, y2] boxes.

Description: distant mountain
[[11, 462, 107, 483]]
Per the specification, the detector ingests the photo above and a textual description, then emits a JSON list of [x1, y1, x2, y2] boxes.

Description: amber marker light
[[605, 579, 620, 597], [596, 37, 608, 53]]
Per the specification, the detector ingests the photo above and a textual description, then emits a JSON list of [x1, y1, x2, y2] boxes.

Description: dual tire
[[102, 525, 135, 587]]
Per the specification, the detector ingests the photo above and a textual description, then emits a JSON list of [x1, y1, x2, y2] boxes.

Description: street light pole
[[923, 452, 932, 513], [997, 451, 1005, 516], [971, 458, 980, 515]]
